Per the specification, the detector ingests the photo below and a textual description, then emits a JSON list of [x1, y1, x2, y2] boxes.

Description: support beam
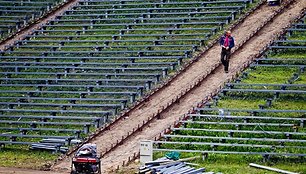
[[249, 163, 299, 174]]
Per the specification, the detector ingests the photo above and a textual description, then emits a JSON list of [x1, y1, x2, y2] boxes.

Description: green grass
[[242, 67, 298, 84], [4, 0, 303, 171], [217, 98, 266, 109], [151, 9, 306, 173], [199, 160, 306, 174], [151, 152, 306, 174], [0, 145, 59, 170], [272, 99, 306, 110]]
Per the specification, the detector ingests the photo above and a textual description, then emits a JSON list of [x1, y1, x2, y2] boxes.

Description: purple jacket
[[219, 35, 235, 49]]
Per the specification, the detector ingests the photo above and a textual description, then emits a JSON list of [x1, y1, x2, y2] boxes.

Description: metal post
[[249, 163, 299, 174]]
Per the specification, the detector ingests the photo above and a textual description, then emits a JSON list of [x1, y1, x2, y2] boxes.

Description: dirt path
[[0, 0, 79, 51], [50, 0, 306, 173]]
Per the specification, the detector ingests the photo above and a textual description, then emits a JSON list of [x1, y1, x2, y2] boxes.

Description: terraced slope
[[52, 0, 306, 173], [0, 0, 254, 152], [0, 0, 304, 173], [154, 12, 306, 173], [0, 0, 66, 41]]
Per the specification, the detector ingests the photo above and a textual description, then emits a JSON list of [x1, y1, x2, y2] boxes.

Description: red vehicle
[[71, 144, 101, 174]]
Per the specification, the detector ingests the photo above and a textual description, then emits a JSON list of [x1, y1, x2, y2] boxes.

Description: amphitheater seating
[[0, 134, 74, 144], [0, 0, 65, 40], [0, 127, 82, 138], [153, 14, 306, 159], [0, 0, 255, 152], [270, 40, 306, 50], [221, 88, 306, 94], [225, 83, 306, 89], [155, 109, 306, 157]]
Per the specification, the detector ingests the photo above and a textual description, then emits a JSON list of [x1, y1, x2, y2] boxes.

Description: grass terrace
[[153, 13, 306, 174], [0, 0, 65, 41], [0, 0, 259, 169]]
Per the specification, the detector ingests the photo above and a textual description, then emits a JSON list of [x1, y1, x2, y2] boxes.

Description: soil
[[0, 0, 305, 173]]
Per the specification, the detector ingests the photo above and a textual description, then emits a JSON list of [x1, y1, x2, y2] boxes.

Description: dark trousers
[[221, 48, 231, 72]]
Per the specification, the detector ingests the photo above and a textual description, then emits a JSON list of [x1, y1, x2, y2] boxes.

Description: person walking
[[219, 30, 235, 73]]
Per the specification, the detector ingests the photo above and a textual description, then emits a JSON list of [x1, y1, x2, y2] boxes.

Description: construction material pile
[[139, 157, 218, 174]]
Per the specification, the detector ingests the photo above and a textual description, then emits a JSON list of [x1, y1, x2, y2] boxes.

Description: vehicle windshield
[[76, 143, 97, 157]]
